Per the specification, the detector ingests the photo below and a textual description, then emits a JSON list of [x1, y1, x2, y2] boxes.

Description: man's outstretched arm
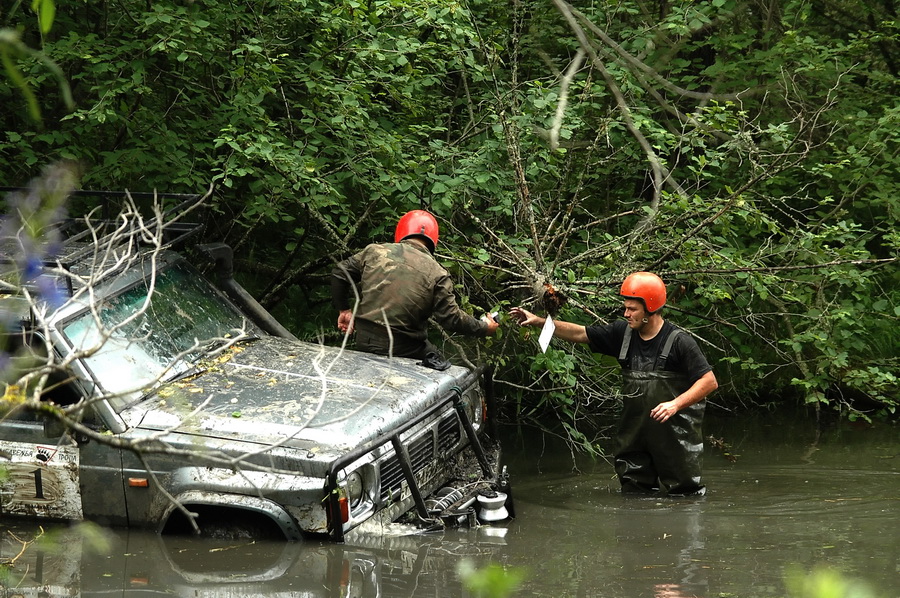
[[509, 307, 589, 344]]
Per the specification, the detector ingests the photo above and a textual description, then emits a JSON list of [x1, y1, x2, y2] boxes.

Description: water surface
[[499, 411, 897, 597], [1, 411, 896, 597]]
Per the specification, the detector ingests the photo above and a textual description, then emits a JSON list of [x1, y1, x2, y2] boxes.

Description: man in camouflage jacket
[[331, 210, 498, 361]]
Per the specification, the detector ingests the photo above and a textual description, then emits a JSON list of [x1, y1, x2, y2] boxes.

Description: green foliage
[[457, 559, 526, 598], [1, 0, 896, 445], [37, 521, 113, 556], [785, 566, 882, 598], [1, 0, 72, 123]]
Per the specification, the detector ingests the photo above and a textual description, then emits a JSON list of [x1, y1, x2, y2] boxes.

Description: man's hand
[[651, 372, 717, 422], [650, 401, 678, 423], [481, 313, 500, 336], [509, 307, 545, 327], [337, 309, 354, 334]]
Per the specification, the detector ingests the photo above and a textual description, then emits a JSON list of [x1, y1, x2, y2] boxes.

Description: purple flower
[[1, 161, 77, 314], [22, 255, 43, 281], [36, 273, 64, 310]]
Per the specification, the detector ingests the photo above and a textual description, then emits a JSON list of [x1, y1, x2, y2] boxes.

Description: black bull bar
[[324, 366, 496, 542]]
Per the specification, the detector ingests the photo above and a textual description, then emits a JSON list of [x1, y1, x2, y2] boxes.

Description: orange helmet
[[395, 210, 439, 253], [620, 271, 666, 313]]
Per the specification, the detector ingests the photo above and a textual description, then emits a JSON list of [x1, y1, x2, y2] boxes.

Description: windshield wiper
[[200, 333, 259, 358], [161, 364, 205, 385]]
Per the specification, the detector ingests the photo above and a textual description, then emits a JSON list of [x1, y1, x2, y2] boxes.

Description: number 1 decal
[[0, 441, 83, 519], [31, 468, 45, 499]]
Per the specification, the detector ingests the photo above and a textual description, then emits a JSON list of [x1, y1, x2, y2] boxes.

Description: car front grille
[[437, 413, 461, 453], [379, 411, 462, 504]]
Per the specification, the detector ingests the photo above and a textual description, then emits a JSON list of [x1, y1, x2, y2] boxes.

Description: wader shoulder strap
[[656, 328, 684, 368], [618, 326, 686, 368], [618, 328, 633, 362]]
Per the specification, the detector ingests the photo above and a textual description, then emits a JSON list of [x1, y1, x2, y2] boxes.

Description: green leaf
[[32, 0, 56, 33]]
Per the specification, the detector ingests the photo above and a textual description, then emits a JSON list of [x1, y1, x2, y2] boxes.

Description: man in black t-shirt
[[510, 272, 718, 496]]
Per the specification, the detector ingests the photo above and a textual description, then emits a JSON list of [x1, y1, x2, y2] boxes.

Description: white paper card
[[538, 315, 555, 353]]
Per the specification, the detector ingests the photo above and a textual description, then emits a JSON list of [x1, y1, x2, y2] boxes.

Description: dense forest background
[[2, 0, 897, 449]]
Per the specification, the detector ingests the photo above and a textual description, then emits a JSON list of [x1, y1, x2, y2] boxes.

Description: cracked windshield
[[63, 263, 248, 408]]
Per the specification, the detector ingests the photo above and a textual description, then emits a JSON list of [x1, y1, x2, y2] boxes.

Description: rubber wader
[[615, 328, 706, 496]]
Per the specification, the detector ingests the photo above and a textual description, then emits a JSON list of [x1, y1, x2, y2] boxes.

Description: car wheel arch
[[159, 490, 303, 541]]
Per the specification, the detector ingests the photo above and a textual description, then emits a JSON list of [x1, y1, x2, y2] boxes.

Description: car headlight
[[342, 470, 365, 509], [462, 390, 485, 431]]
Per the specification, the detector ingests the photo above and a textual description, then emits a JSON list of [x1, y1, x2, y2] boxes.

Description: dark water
[[1, 412, 897, 597], [499, 411, 898, 597]]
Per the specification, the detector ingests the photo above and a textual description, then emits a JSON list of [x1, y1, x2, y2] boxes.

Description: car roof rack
[[1, 187, 207, 259], [1, 187, 208, 297]]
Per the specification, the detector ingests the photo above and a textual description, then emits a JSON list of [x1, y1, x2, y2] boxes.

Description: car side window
[[0, 330, 85, 420], [40, 366, 82, 407]]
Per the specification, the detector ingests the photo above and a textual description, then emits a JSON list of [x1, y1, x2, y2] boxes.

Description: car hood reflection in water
[[0, 521, 508, 597]]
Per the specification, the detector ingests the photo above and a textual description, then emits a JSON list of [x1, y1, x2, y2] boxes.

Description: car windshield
[[63, 262, 251, 411]]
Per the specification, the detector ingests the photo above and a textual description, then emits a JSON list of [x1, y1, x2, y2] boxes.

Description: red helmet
[[620, 272, 666, 313], [395, 210, 439, 253]]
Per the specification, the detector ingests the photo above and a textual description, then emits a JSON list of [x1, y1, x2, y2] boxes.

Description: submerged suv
[[0, 190, 511, 541]]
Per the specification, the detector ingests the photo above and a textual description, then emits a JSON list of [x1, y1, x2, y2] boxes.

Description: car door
[[0, 402, 130, 527], [0, 400, 86, 521], [0, 343, 129, 527]]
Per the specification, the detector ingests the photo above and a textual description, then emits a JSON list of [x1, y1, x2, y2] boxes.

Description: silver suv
[[0, 192, 511, 541]]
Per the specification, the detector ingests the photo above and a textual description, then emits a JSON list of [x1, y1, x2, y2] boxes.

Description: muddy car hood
[[126, 337, 472, 456]]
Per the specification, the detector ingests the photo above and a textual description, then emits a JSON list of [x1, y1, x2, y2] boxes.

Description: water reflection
[[616, 498, 708, 598], [653, 584, 694, 598], [0, 521, 505, 597]]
